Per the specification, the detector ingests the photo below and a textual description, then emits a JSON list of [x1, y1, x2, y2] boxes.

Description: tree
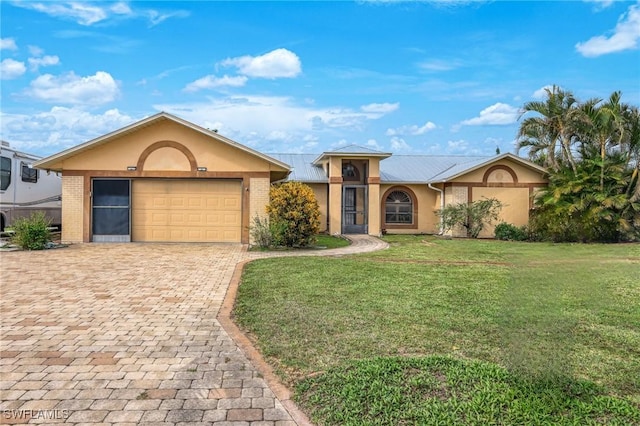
[[519, 86, 640, 242], [579, 92, 628, 191], [517, 85, 580, 173], [436, 198, 504, 238], [266, 181, 321, 247]]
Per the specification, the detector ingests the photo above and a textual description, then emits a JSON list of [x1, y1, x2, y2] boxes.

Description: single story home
[[34, 112, 548, 244]]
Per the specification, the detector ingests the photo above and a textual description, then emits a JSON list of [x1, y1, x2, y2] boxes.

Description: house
[[34, 112, 548, 244]]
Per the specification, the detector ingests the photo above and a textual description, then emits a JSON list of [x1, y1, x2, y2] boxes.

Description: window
[[21, 163, 38, 183], [342, 162, 360, 181], [0, 156, 11, 190], [385, 190, 413, 224]]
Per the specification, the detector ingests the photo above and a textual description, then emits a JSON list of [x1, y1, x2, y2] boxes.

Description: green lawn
[[234, 235, 640, 425]]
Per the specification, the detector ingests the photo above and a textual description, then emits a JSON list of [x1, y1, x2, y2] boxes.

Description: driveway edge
[[218, 259, 314, 426]]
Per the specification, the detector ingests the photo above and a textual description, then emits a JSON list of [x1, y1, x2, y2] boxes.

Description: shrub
[[249, 215, 286, 249], [436, 198, 504, 238], [267, 181, 321, 247], [11, 211, 52, 250], [494, 222, 529, 241]]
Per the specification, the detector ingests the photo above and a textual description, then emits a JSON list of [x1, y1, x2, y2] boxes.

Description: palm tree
[[517, 85, 580, 173], [579, 92, 627, 191], [622, 106, 640, 202]]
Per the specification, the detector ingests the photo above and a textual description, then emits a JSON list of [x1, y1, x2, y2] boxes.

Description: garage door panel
[[132, 179, 242, 242]]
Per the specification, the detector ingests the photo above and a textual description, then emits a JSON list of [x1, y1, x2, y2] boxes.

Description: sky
[[1, 0, 639, 158]]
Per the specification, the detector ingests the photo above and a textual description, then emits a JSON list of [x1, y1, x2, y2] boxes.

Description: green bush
[[249, 215, 287, 249], [494, 222, 529, 241], [436, 198, 503, 238], [11, 211, 52, 250], [267, 181, 321, 247]]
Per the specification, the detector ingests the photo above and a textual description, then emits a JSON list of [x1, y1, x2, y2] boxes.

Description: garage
[[131, 179, 242, 242]]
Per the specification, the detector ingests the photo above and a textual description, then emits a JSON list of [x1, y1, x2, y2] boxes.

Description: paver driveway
[[0, 236, 387, 425]]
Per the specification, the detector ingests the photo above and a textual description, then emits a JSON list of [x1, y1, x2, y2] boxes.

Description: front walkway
[[0, 235, 388, 425]]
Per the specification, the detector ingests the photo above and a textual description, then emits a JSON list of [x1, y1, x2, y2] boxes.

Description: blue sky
[[1, 1, 639, 158]]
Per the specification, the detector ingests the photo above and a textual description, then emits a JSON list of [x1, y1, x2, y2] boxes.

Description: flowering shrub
[[267, 182, 320, 247]]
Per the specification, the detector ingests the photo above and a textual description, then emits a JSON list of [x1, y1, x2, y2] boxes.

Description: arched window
[[385, 190, 413, 224], [342, 162, 360, 181]]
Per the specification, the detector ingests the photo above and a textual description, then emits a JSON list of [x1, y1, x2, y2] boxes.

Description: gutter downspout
[[428, 182, 444, 235]]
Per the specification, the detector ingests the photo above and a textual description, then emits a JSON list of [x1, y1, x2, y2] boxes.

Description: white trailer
[[0, 141, 62, 231]]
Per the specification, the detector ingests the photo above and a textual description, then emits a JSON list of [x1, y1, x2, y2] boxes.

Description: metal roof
[[267, 153, 544, 184], [312, 144, 392, 164], [379, 155, 489, 183], [268, 153, 327, 182]]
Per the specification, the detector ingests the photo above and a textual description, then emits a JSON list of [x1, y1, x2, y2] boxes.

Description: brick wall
[[249, 178, 270, 244], [61, 176, 84, 243]]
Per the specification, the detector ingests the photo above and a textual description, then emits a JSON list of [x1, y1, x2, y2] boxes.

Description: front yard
[[234, 235, 640, 425]]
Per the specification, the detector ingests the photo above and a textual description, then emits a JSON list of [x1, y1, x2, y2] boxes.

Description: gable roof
[[427, 153, 547, 182], [312, 144, 392, 164], [34, 112, 291, 172], [268, 152, 547, 184]]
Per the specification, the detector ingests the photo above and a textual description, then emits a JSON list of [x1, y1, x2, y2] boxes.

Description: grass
[[234, 235, 640, 424], [296, 357, 639, 425], [249, 234, 350, 251], [313, 234, 351, 249]]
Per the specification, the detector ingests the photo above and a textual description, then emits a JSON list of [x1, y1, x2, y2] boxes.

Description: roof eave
[[312, 151, 392, 165], [34, 111, 292, 172], [427, 153, 547, 183]]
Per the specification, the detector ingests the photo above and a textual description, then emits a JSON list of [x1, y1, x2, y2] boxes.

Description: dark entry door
[[92, 179, 131, 242], [342, 185, 368, 234]]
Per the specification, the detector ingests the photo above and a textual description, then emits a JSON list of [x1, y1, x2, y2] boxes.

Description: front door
[[342, 185, 368, 234], [92, 179, 131, 242]]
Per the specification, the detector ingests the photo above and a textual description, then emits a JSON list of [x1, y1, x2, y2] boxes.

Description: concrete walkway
[[0, 235, 388, 425]]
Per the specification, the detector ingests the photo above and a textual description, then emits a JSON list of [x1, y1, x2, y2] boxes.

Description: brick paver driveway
[[0, 236, 387, 425]]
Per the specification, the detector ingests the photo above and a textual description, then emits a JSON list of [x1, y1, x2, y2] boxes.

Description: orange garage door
[[132, 179, 242, 242]]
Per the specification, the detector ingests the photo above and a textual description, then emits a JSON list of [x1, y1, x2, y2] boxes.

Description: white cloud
[[531, 85, 553, 99], [447, 139, 469, 153], [183, 75, 248, 92], [20, 2, 109, 25], [390, 136, 411, 151], [386, 121, 436, 136], [28, 55, 60, 71], [584, 0, 615, 11], [1, 59, 26, 80], [154, 95, 389, 150], [111, 2, 132, 15], [146, 9, 190, 26], [28, 45, 44, 56], [26, 71, 119, 105], [360, 102, 399, 114], [459, 103, 519, 126], [418, 59, 461, 72], [576, 2, 640, 57], [1, 38, 18, 50], [366, 138, 383, 150], [1, 107, 135, 154], [13, 1, 188, 27], [221, 48, 302, 79]]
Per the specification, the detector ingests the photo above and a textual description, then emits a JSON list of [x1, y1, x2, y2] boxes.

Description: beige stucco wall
[[379, 184, 440, 235], [58, 120, 281, 173], [307, 183, 328, 232], [61, 176, 84, 243], [473, 187, 530, 238]]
